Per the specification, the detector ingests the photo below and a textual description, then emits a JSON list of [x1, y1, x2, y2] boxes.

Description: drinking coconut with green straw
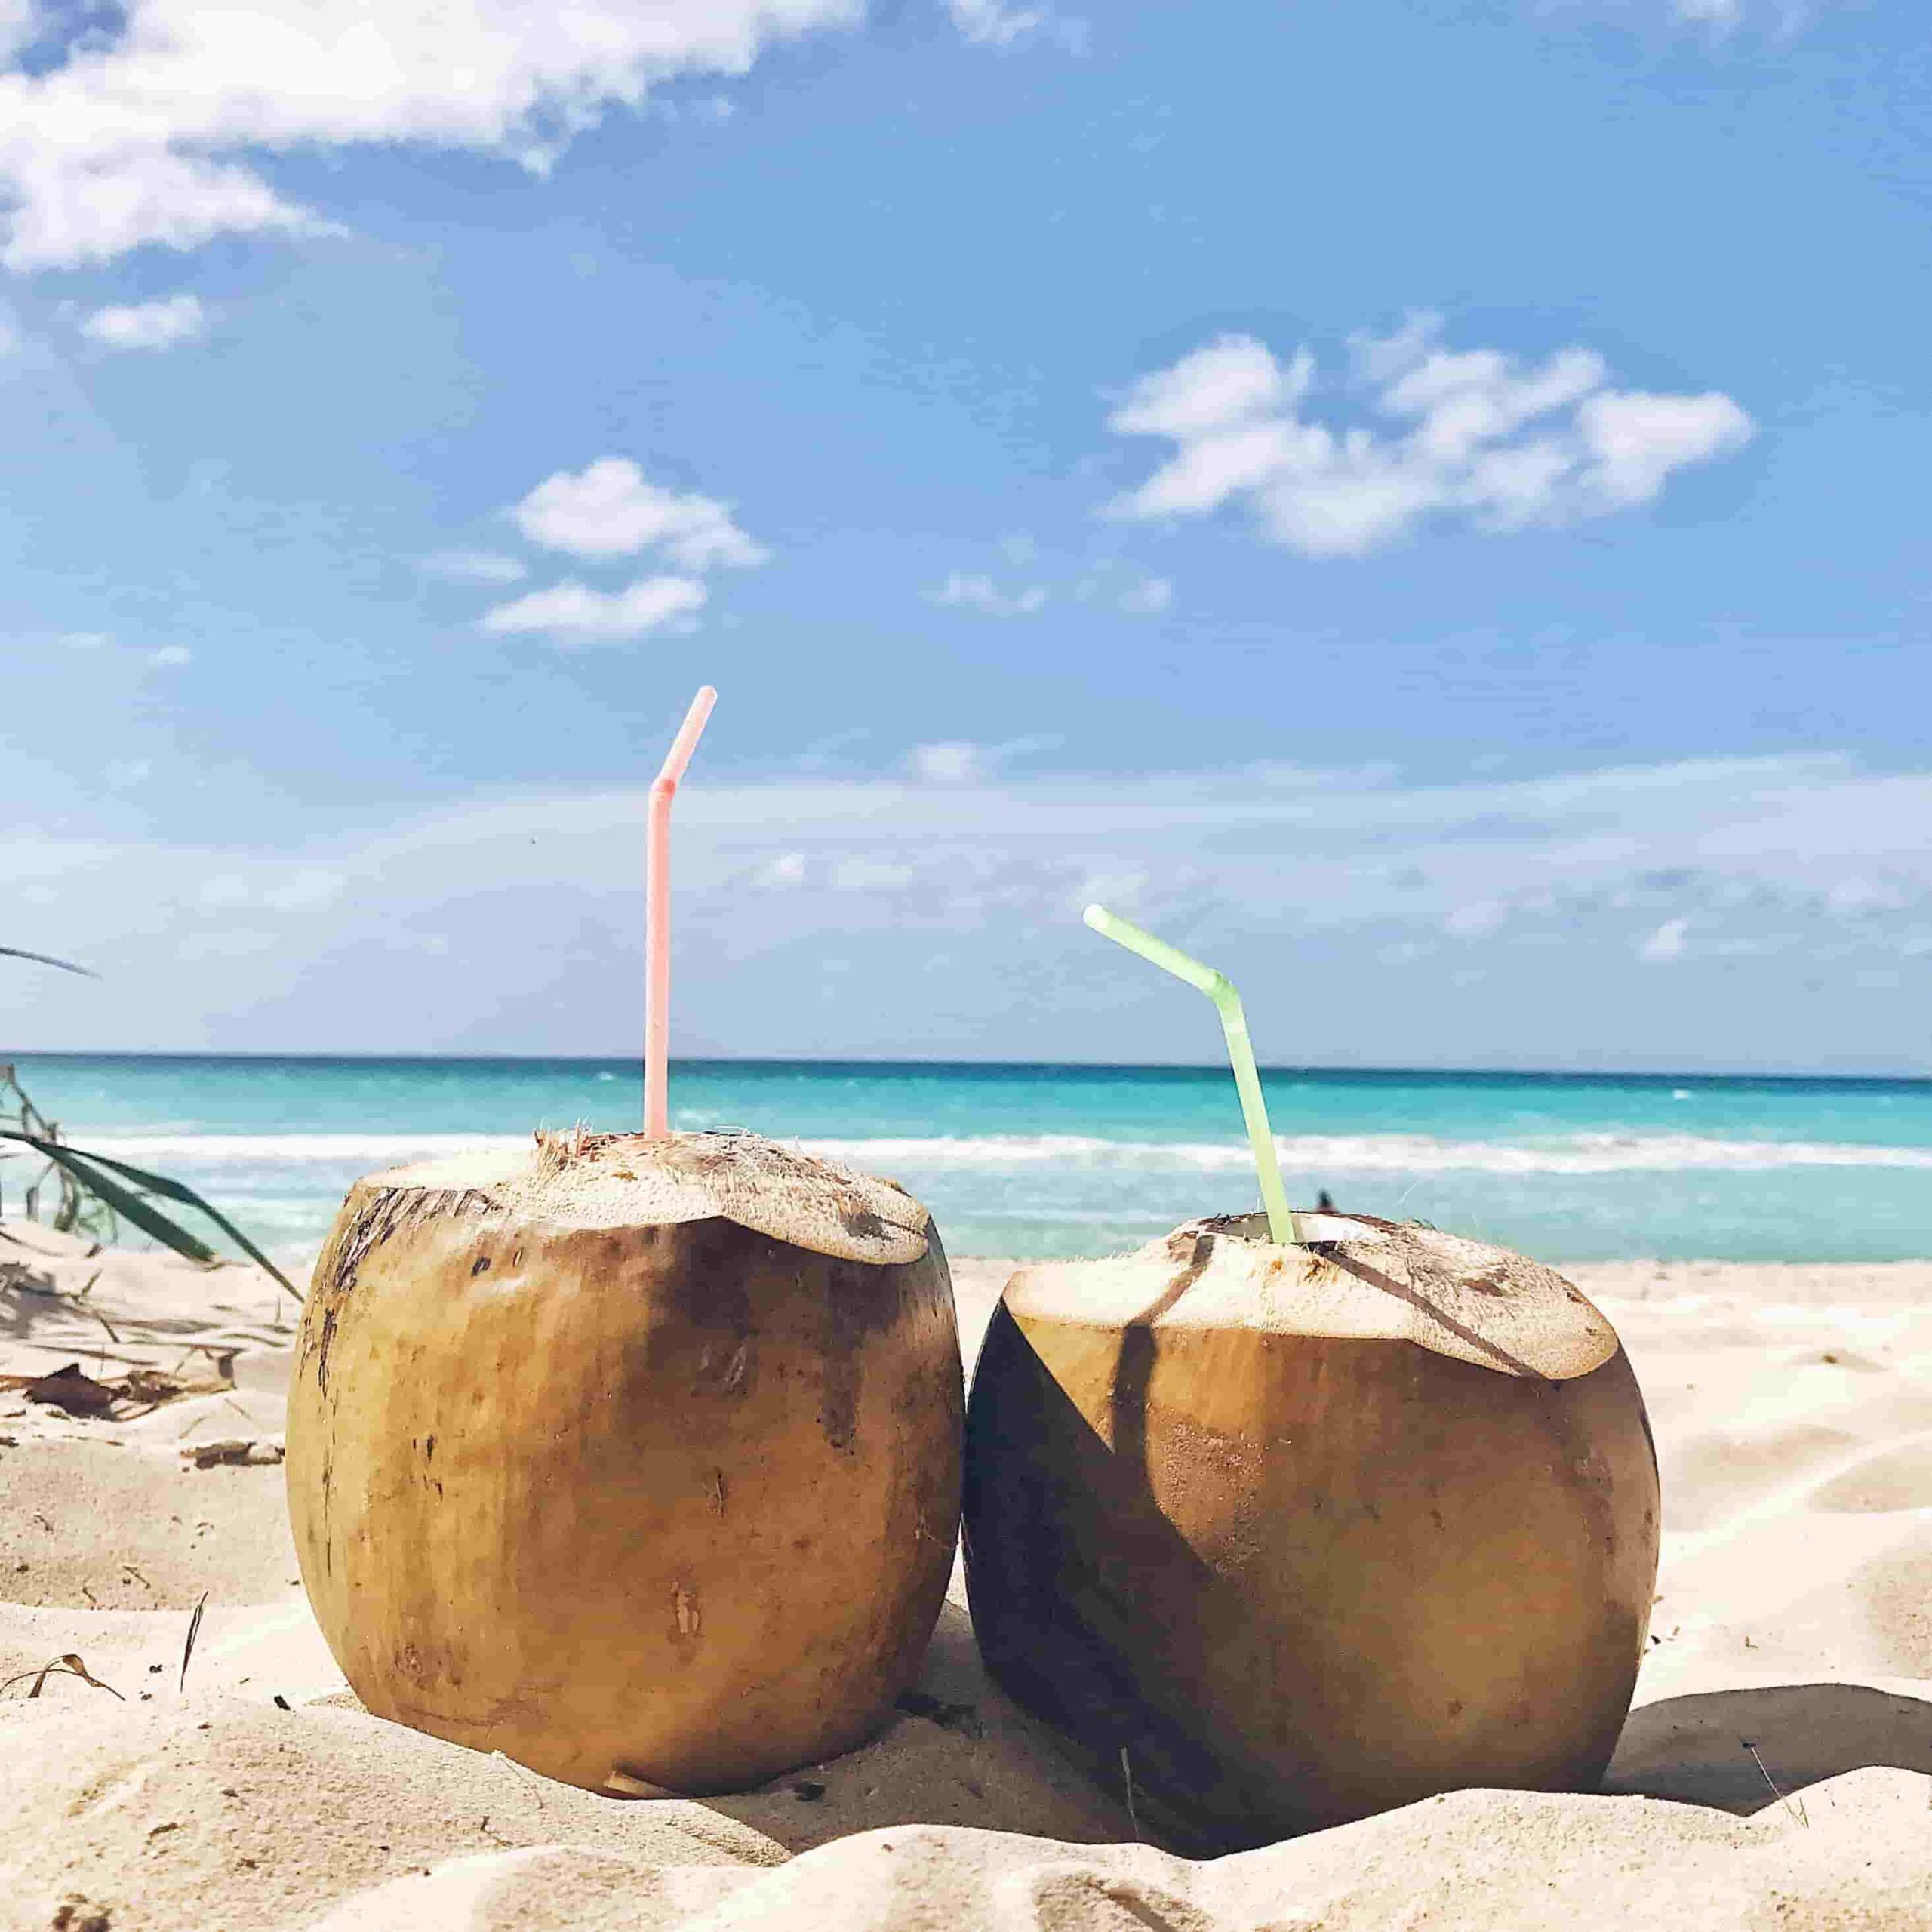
[[286, 685, 964, 1798], [961, 903, 1660, 1853]]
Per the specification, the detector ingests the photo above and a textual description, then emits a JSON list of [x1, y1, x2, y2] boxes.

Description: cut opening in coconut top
[[362, 1128, 931, 1267], [1004, 1211, 1619, 1380]]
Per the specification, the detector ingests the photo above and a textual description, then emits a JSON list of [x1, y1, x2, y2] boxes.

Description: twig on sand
[[1119, 1746, 1140, 1842], [492, 1749, 549, 1808], [180, 1590, 208, 1693], [1, 1654, 125, 1701], [1742, 1740, 1809, 1827]]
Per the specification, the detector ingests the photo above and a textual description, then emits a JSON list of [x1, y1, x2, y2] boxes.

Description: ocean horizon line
[[6, 1048, 1930, 1089]]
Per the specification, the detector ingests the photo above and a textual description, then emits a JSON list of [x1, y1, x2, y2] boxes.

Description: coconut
[[285, 1128, 962, 1796], [961, 1210, 1659, 1853]]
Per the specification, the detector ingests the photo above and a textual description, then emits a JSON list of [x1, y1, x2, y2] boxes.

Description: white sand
[[3, 1218, 1930, 1930]]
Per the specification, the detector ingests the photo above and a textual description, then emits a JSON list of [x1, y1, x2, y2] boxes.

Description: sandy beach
[[3, 1220, 1930, 1930]]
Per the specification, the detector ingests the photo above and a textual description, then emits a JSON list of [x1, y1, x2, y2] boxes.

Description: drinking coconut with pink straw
[[286, 684, 963, 1798], [964, 903, 1660, 1853]]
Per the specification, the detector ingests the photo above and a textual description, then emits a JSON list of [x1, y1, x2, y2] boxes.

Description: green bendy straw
[[1083, 904, 1300, 1247]]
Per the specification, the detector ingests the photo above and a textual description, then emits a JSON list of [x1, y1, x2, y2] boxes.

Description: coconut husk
[[361, 1128, 930, 1267], [1004, 1211, 1620, 1381]]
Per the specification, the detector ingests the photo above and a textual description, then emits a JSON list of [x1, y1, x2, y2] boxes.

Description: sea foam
[[71, 1129, 1932, 1174]]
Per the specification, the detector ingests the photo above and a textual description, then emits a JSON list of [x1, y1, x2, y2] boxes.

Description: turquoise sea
[[3, 1054, 1927, 1269]]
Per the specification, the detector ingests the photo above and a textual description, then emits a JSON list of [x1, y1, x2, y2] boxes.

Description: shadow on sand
[[1604, 1682, 1932, 1814]]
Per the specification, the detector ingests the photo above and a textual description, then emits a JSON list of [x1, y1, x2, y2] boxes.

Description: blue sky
[[2, 0, 1927, 1069]]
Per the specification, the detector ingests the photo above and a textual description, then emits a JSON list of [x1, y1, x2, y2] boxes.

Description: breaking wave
[[71, 1129, 1932, 1174]]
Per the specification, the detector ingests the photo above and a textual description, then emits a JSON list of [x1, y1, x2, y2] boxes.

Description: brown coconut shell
[[961, 1211, 1660, 1853], [285, 1129, 961, 1795]]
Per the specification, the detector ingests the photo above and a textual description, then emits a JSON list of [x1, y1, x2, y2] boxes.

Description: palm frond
[[0, 1130, 300, 1303], [0, 945, 95, 978]]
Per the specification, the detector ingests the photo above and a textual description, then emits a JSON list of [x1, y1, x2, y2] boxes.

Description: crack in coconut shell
[[349, 1129, 931, 1267], [1004, 1211, 1618, 1380]]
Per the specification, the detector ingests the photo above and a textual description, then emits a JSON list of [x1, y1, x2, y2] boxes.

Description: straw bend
[[1082, 903, 1300, 1247], [645, 687, 718, 1138]]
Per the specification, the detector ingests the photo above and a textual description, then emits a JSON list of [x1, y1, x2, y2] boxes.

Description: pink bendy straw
[[645, 686, 716, 1137]]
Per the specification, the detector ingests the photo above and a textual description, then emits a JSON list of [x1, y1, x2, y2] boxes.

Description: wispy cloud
[[1638, 916, 1690, 962], [945, 0, 1087, 52], [931, 571, 1049, 617], [1104, 315, 1752, 557], [79, 293, 205, 350], [479, 575, 706, 643], [1115, 574, 1172, 615], [423, 549, 527, 585], [0, 3, 866, 269], [940, 551, 1174, 617], [1660, 0, 1818, 34], [905, 735, 1059, 783], [1543, 0, 1827, 42], [7, 752, 1924, 1066], [908, 743, 990, 783]]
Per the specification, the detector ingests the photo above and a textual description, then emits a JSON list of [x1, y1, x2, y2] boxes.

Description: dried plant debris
[[180, 1435, 285, 1469], [0, 1361, 232, 1420], [179, 1592, 208, 1692], [0, 1653, 125, 1701]]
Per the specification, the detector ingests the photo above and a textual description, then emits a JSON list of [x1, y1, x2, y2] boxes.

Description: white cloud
[[103, 758, 152, 789], [423, 549, 526, 584], [149, 645, 191, 666], [1640, 917, 1690, 962], [78, 293, 206, 350], [59, 631, 109, 650], [1576, 390, 1755, 507], [1110, 335, 1311, 441], [933, 571, 1048, 617], [480, 574, 706, 642], [0, 3, 865, 269], [1105, 317, 1753, 558], [512, 457, 765, 571]]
